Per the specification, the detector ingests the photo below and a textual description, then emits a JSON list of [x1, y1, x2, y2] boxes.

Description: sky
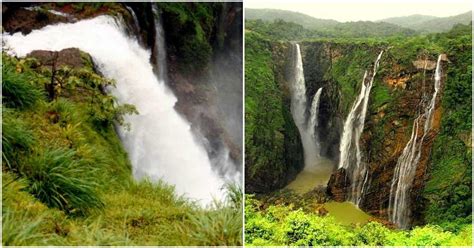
[[245, 0, 472, 22]]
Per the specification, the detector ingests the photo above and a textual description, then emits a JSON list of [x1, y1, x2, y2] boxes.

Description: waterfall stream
[[389, 55, 442, 228], [309, 87, 323, 149], [3, 15, 224, 204], [151, 5, 168, 83], [290, 44, 323, 167], [286, 44, 334, 193], [125, 6, 141, 36], [337, 51, 383, 205]]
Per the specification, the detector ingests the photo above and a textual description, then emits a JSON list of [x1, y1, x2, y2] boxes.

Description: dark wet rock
[[327, 168, 350, 202], [27, 48, 88, 69], [26, 48, 92, 100], [2, 4, 69, 34]]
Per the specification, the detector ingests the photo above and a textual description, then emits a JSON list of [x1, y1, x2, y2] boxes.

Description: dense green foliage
[[1, 52, 242, 245], [245, 196, 472, 246], [246, 19, 416, 41], [245, 30, 303, 192], [245, 31, 286, 176], [422, 23, 472, 230], [246, 8, 470, 37], [158, 2, 221, 73], [246, 19, 328, 40]]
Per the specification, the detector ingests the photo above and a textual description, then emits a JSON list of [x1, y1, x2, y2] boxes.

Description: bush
[[245, 196, 472, 246], [354, 222, 389, 245], [21, 148, 104, 215]]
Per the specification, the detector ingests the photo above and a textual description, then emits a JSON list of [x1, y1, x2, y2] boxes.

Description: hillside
[[379, 14, 438, 28], [381, 11, 472, 33], [246, 8, 417, 38], [245, 8, 338, 30]]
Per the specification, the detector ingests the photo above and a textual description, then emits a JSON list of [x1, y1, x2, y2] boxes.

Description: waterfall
[[337, 51, 383, 205], [389, 55, 442, 228], [3, 15, 224, 204], [151, 5, 168, 82], [290, 44, 323, 167], [308, 87, 323, 154]]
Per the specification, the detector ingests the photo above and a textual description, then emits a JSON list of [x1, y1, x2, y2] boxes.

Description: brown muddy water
[[285, 157, 372, 225], [286, 156, 334, 194]]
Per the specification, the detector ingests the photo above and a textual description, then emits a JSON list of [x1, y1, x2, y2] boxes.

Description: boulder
[[27, 48, 87, 69]]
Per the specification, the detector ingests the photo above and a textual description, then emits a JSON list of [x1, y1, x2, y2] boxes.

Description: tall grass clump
[[47, 98, 80, 125], [2, 63, 44, 109], [21, 148, 104, 215], [1, 210, 49, 246], [2, 109, 35, 170], [189, 183, 243, 245]]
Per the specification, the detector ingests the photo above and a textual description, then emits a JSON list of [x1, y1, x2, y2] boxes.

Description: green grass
[[2, 109, 36, 170], [22, 148, 105, 215], [1, 52, 242, 245], [2, 63, 45, 109], [2, 209, 48, 246]]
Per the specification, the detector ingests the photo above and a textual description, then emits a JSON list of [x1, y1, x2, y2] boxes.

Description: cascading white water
[[389, 55, 442, 228], [308, 87, 323, 154], [3, 15, 224, 204], [290, 44, 322, 167], [337, 51, 383, 205]]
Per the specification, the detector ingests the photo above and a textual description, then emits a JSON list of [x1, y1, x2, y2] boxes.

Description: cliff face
[[359, 54, 446, 224], [156, 2, 244, 175], [298, 41, 450, 226], [245, 32, 304, 193]]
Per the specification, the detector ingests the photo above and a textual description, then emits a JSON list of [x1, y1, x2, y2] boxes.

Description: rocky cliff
[[298, 37, 470, 228], [245, 32, 304, 193]]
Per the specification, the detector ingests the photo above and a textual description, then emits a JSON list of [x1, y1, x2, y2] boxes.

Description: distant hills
[[245, 8, 416, 38], [246, 8, 472, 35], [245, 8, 339, 30], [379, 11, 472, 33]]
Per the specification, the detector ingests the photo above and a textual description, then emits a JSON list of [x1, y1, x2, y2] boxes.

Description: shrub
[[245, 196, 472, 246], [354, 222, 389, 245], [21, 148, 104, 215]]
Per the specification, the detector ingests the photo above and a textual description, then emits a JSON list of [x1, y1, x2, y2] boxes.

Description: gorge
[[245, 11, 471, 245]]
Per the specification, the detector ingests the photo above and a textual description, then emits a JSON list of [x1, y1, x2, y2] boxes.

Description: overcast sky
[[245, 0, 472, 22]]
